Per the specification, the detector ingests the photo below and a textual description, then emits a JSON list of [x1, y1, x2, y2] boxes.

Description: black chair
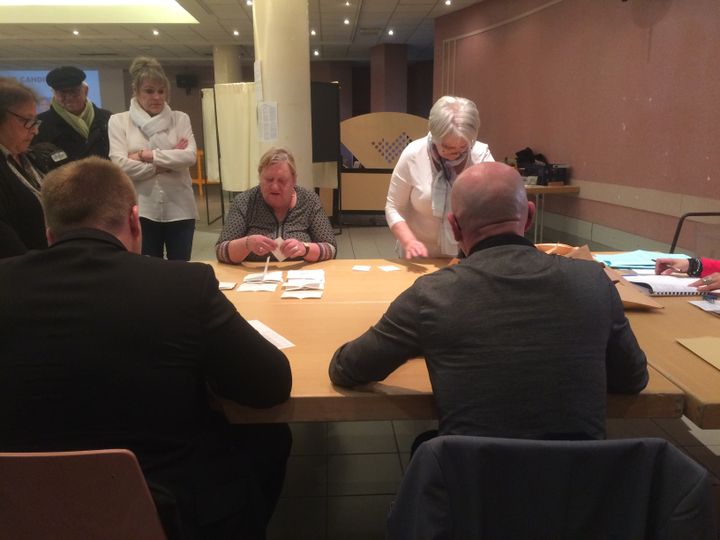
[[387, 435, 717, 540], [669, 212, 720, 253]]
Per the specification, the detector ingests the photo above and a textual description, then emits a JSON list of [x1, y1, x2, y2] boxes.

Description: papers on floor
[[624, 274, 700, 296], [594, 250, 690, 269], [248, 320, 294, 349], [281, 269, 325, 299]]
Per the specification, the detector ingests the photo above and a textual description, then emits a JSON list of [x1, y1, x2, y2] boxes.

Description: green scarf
[[51, 97, 95, 139]]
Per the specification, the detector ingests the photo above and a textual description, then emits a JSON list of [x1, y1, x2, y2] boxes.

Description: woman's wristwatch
[[687, 257, 703, 277], [302, 242, 310, 258]]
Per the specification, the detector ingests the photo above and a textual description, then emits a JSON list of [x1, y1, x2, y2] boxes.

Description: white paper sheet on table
[[248, 320, 294, 348], [237, 283, 279, 292], [281, 290, 324, 299], [243, 270, 283, 283], [219, 281, 237, 290]]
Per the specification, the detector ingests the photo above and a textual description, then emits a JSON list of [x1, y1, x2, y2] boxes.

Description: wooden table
[[209, 258, 684, 424], [625, 297, 720, 429], [525, 184, 580, 243]]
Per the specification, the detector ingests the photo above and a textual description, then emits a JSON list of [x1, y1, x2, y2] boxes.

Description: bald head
[[449, 162, 534, 253]]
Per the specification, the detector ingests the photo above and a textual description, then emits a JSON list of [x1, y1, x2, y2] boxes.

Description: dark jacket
[[330, 234, 648, 440], [388, 435, 717, 540], [0, 146, 64, 257], [33, 103, 112, 162], [0, 229, 292, 535]]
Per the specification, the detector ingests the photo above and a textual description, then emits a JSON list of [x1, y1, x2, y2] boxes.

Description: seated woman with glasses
[[0, 77, 64, 258]]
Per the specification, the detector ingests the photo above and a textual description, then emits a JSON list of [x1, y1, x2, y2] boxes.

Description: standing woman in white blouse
[[109, 56, 197, 260], [385, 96, 494, 259]]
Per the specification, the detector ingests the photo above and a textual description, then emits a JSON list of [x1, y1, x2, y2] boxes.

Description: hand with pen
[[655, 257, 720, 292]]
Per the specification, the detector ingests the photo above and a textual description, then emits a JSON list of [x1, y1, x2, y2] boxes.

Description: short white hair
[[428, 96, 480, 146]]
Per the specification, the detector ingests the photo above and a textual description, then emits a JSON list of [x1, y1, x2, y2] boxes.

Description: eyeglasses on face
[[56, 87, 84, 97], [4, 110, 42, 130]]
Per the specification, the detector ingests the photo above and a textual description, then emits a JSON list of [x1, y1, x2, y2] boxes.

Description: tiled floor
[[190, 187, 720, 539]]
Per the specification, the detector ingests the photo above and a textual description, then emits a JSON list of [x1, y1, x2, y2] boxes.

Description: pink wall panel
[[435, 0, 720, 203]]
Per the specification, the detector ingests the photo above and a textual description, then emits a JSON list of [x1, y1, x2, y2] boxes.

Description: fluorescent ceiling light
[[0, 0, 198, 24]]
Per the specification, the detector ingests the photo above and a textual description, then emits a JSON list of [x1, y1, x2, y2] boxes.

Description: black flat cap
[[46, 66, 86, 90]]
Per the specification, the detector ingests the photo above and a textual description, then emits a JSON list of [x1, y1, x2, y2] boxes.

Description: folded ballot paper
[[281, 269, 325, 299], [238, 270, 284, 292]]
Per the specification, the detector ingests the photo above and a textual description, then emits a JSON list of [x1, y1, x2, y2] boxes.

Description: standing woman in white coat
[[109, 56, 197, 260]]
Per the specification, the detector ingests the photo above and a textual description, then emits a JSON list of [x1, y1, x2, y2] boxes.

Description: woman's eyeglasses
[[4, 110, 42, 130]]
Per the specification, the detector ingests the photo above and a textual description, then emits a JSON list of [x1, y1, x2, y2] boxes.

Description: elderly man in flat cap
[[33, 66, 112, 163]]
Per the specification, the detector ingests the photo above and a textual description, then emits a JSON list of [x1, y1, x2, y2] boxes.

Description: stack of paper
[[238, 270, 283, 292], [593, 250, 690, 269], [624, 274, 700, 296], [282, 269, 325, 299]]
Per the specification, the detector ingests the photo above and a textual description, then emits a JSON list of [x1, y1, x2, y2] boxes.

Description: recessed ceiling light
[[313, 49, 320, 56], [310, 29, 316, 36], [246, 0, 252, 5], [72, 29, 79, 35], [345, 1, 350, 5], [387, 29, 394, 36], [343, 18, 349, 24], [444, 0, 452, 5], [233, 30, 239, 36], [152, 29, 159, 36]]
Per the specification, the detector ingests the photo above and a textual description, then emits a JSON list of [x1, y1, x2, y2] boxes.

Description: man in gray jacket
[[329, 161, 648, 441]]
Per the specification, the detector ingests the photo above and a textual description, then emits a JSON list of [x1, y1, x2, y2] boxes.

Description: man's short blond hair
[[42, 157, 137, 238]]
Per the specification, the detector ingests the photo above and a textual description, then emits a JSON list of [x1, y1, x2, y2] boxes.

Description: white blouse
[[108, 110, 198, 222], [385, 134, 494, 257]]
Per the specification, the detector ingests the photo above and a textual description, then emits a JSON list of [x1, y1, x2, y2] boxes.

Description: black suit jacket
[[0, 150, 50, 258], [33, 103, 112, 161], [0, 229, 291, 529]]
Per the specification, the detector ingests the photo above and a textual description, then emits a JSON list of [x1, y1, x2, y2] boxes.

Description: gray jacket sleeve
[[329, 286, 422, 387], [605, 280, 649, 394]]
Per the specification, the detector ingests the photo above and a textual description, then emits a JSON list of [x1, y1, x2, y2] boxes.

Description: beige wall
[[434, 0, 720, 253]]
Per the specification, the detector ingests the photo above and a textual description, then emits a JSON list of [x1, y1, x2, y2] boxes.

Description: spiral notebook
[[624, 275, 700, 296]]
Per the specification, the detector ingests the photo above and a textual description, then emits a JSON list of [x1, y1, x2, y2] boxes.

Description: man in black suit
[[0, 157, 292, 540], [32, 66, 112, 162]]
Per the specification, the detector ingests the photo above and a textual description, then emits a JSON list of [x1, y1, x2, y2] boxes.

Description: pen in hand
[[652, 258, 685, 274]]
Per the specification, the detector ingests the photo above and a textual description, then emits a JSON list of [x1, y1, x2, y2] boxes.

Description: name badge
[[51, 150, 68, 162]]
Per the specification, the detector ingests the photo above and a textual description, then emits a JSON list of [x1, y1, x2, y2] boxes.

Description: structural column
[[213, 45, 244, 83], [253, 0, 313, 188], [370, 44, 408, 112]]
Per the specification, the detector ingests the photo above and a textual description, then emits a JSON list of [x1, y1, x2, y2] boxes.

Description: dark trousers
[[140, 217, 195, 261], [149, 422, 292, 540]]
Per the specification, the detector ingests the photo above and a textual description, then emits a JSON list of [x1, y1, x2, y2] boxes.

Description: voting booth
[[340, 112, 427, 222]]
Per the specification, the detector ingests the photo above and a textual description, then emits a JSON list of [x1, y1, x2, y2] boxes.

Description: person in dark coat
[[32, 66, 112, 162], [0, 77, 64, 257], [0, 157, 293, 540]]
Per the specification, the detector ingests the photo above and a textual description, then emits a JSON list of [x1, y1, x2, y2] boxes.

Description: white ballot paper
[[240, 268, 283, 292], [282, 269, 325, 298], [271, 237, 287, 262], [248, 320, 294, 349], [218, 282, 237, 290]]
